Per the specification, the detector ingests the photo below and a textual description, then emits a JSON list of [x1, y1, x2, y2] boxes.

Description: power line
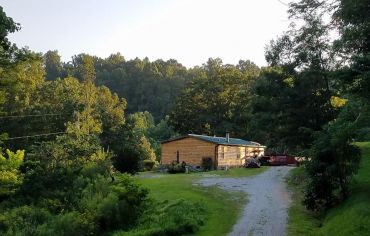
[[0, 113, 64, 119], [6, 132, 66, 140], [277, 0, 289, 6]]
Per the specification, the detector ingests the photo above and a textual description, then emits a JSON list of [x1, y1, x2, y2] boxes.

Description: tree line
[[0, 0, 369, 234], [169, 0, 370, 211]]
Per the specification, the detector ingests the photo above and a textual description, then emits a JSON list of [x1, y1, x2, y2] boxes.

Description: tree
[[0, 51, 46, 150], [250, 0, 338, 153], [268, 0, 370, 211], [0, 149, 24, 200], [0, 6, 20, 64], [44, 50, 64, 80], [304, 101, 363, 210], [72, 54, 96, 83], [169, 58, 256, 137], [109, 124, 143, 174], [333, 0, 370, 102]]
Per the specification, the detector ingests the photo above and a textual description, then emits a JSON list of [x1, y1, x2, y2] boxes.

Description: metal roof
[[162, 134, 265, 147]]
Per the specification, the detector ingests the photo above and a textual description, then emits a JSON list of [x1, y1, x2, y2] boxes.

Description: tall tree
[[250, 0, 337, 153], [0, 6, 20, 65], [44, 50, 64, 80], [169, 58, 258, 137]]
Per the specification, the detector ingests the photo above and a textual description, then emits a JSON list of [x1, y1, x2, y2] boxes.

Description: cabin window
[[237, 154, 240, 159]]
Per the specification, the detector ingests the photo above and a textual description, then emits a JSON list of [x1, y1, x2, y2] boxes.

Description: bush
[[303, 104, 362, 211], [0, 205, 51, 236], [244, 158, 261, 168], [143, 160, 156, 171], [114, 199, 206, 236], [201, 157, 213, 171], [257, 156, 270, 166], [167, 161, 186, 174], [36, 211, 94, 236], [113, 148, 142, 174], [97, 175, 149, 231]]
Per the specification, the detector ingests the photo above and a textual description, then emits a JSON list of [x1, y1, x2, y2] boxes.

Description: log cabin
[[161, 133, 265, 169]]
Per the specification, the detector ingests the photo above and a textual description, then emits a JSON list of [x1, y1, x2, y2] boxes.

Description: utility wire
[[6, 132, 66, 140], [277, 0, 289, 6], [0, 113, 63, 119]]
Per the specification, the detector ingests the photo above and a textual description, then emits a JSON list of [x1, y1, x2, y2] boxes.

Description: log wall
[[217, 145, 243, 167], [161, 137, 216, 166]]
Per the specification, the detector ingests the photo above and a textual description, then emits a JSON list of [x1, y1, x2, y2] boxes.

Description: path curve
[[197, 166, 292, 236]]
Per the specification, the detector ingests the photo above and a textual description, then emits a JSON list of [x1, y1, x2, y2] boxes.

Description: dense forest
[[1, 0, 370, 235]]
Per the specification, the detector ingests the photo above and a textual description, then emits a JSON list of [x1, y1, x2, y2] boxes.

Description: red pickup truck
[[268, 155, 297, 166]]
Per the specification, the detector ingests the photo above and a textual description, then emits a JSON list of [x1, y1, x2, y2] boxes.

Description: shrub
[[257, 156, 270, 166], [143, 160, 156, 171], [167, 161, 186, 174], [113, 148, 142, 174], [0, 205, 51, 236], [36, 211, 95, 236], [114, 199, 206, 236], [244, 158, 261, 168], [97, 175, 149, 231], [303, 104, 362, 211], [201, 157, 213, 171]]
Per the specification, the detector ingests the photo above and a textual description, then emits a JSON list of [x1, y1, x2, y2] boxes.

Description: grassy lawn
[[206, 166, 269, 177], [135, 167, 269, 236], [287, 142, 370, 236]]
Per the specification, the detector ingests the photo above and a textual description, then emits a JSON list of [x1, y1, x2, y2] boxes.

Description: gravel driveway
[[197, 166, 293, 236]]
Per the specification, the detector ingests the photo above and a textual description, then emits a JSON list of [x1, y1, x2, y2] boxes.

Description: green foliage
[[138, 136, 156, 161], [143, 159, 156, 171], [0, 205, 51, 236], [254, 0, 338, 153], [333, 0, 370, 103], [116, 199, 205, 236], [36, 211, 94, 236], [201, 157, 213, 171], [97, 57, 189, 122], [135, 170, 251, 236], [0, 6, 20, 64], [97, 175, 149, 231], [110, 123, 146, 174], [0, 176, 149, 236], [287, 143, 370, 236], [109, 114, 160, 173], [169, 58, 258, 137], [287, 167, 323, 236], [0, 149, 24, 199], [304, 103, 363, 211], [44, 50, 64, 81], [167, 161, 186, 174]]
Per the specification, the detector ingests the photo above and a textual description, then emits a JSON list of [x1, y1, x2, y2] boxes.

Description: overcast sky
[[1, 0, 290, 68]]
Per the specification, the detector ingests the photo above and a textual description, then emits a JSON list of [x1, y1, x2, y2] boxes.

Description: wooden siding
[[161, 137, 216, 166], [217, 145, 242, 167], [217, 145, 266, 167]]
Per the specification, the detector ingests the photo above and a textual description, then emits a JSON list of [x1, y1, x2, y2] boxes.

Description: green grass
[[134, 167, 269, 236], [286, 167, 321, 236], [206, 166, 270, 178], [287, 142, 370, 236]]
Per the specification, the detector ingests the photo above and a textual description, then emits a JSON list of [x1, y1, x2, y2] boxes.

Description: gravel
[[197, 166, 293, 236]]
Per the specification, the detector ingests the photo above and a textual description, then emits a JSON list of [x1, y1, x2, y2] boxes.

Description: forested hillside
[[44, 51, 191, 122], [1, 0, 370, 235]]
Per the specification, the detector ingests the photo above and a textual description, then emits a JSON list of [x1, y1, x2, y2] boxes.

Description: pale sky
[[1, 0, 290, 68]]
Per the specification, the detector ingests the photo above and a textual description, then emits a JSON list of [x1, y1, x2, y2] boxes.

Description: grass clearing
[[287, 142, 370, 236], [206, 166, 270, 178], [134, 167, 268, 236], [286, 167, 322, 236]]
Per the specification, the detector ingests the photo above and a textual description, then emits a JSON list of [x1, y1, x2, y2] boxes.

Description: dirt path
[[197, 166, 293, 236]]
